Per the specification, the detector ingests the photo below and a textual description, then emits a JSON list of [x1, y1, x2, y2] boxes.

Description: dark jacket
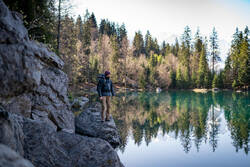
[[97, 75, 115, 97]]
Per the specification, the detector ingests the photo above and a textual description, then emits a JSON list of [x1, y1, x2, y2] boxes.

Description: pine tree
[[238, 38, 249, 88], [133, 31, 144, 57], [176, 65, 183, 88], [223, 55, 233, 88], [174, 38, 179, 56], [229, 27, 248, 89], [209, 27, 221, 76], [118, 23, 127, 45], [160, 41, 166, 56], [197, 45, 209, 88], [88, 12, 98, 40], [182, 26, 192, 50], [179, 26, 192, 87], [170, 70, 176, 88], [212, 74, 218, 88], [194, 28, 203, 53], [76, 15, 84, 41], [5, 0, 57, 50], [145, 30, 153, 57]]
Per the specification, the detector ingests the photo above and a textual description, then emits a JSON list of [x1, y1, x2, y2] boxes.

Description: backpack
[[97, 74, 105, 83], [96, 74, 111, 92], [97, 74, 105, 92]]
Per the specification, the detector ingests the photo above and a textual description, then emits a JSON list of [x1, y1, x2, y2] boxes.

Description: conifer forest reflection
[[94, 91, 250, 166]]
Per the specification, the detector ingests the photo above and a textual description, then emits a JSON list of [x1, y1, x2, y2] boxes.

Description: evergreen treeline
[[5, 0, 249, 90]]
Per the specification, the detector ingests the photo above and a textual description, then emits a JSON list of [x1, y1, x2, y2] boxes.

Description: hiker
[[97, 71, 115, 122]]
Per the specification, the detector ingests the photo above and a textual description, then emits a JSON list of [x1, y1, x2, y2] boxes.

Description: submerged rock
[[75, 109, 121, 148], [156, 87, 162, 93], [0, 144, 34, 167]]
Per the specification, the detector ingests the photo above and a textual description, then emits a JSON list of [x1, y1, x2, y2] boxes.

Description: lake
[[107, 91, 250, 167]]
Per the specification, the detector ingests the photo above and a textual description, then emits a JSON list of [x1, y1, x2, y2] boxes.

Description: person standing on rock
[[97, 71, 115, 122]]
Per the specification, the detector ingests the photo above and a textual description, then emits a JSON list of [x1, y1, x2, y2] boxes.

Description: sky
[[71, 0, 250, 67]]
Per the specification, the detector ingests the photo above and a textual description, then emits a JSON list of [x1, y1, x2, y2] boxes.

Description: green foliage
[[197, 45, 209, 88], [133, 31, 144, 57], [226, 26, 249, 89], [212, 74, 218, 88], [4, 0, 57, 49], [238, 39, 250, 87], [170, 70, 176, 88], [176, 65, 184, 88]]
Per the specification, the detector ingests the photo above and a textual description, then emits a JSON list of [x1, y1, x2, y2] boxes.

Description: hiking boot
[[105, 117, 110, 121]]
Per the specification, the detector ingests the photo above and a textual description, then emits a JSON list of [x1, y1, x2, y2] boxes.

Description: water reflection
[[107, 91, 250, 155]]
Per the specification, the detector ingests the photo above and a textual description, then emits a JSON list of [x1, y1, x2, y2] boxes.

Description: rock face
[[0, 0, 74, 133], [0, 1, 124, 167], [0, 144, 34, 167], [75, 109, 121, 148]]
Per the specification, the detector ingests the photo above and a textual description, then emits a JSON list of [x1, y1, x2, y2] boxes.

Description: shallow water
[[108, 91, 250, 167]]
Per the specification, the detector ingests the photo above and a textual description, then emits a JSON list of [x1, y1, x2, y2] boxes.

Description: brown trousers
[[101, 96, 111, 120]]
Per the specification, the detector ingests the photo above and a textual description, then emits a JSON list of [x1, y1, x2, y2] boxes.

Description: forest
[[5, 0, 250, 91]]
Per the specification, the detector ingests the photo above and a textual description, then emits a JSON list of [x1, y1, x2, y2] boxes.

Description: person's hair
[[104, 71, 110, 76]]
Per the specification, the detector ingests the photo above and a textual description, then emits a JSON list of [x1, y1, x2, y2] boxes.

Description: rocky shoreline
[[0, 0, 124, 166]]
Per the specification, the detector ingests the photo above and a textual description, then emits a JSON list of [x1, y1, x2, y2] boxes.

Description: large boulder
[[1, 109, 124, 167], [75, 109, 121, 148], [0, 0, 74, 133], [22, 118, 124, 167], [0, 144, 34, 167]]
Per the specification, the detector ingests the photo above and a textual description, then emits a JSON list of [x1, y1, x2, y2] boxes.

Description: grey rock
[[0, 106, 24, 156], [0, 0, 74, 133], [31, 109, 57, 131], [4, 94, 32, 118], [0, 144, 34, 167], [0, 44, 42, 97], [27, 41, 64, 69], [75, 109, 121, 148], [0, 0, 28, 44], [90, 86, 98, 93], [22, 118, 124, 167], [71, 96, 89, 110], [88, 101, 102, 112], [50, 109, 75, 133]]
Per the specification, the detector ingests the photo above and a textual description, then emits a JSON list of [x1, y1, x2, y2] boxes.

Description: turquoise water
[[109, 91, 250, 167]]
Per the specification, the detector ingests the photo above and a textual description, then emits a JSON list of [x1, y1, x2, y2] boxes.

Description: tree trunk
[[57, 0, 61, 55]]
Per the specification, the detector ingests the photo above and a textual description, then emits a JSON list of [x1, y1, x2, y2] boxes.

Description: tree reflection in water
[[100, 91, 249, 154]]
